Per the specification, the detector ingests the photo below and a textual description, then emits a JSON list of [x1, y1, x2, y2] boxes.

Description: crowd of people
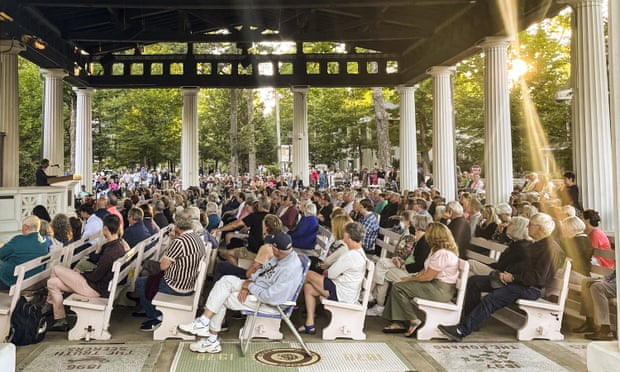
[[1, 166, 616, 355]]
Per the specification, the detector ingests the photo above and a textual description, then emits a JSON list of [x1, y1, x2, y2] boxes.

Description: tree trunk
[[247, 90, 256, 177], [372, 87, 390, 169], [418, 113, 431, 177], [230, 89, 239, 176], [69, 95, 76, 173]]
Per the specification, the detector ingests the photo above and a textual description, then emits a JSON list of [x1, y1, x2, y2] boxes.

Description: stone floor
[[13, 303, 599, 372]]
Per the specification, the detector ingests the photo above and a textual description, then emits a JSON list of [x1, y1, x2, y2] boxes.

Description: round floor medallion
[[254, 347, 321, 367]]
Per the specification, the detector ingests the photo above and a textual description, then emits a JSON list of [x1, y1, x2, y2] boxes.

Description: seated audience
[[0, 216, 48, 290], [359, 199, 379, 254], [32, 205, 51, 223], [278, 194, 299, 231], [439, 213, 564, 341], [468, 216, 532, 276], [124, 207, 153, 248], [474, 205, 500, 240], [288, 200, 319, 251], [445, 201, 471, 259], [46, 215, 126, 331], [574, 270, 617, 340], [583, 209, 614, 269], [381, 222, 459, 337], [315, 214, 354, 272], [298, 221, 367, 334], [178, 232, 302, 353], [368, 213, 432, 316], [136, 209, 206, 331], [139, 203, 160, 236], [561, 215, 593, 284], [51, 213, 73, 245], [205, 202, 221, 232]]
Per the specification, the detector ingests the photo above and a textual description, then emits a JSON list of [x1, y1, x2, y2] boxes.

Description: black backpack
[[10, 296, 48, 346]]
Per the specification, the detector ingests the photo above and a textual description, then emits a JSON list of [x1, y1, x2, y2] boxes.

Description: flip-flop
[[297, 324, 316, 334], [404, 321, 422, 338], [382, 323, 407, 334]]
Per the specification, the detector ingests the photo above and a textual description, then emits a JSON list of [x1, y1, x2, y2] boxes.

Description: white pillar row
[[0, 40, 25, 187], [564, 0, 614, 232], [41, 68, 67, 176], [479, 37, 513, 205], [73, 87, 94, 194], [428, 66, 457, 201], [291, 86, 310, 185], [397, 85, 418, 192], [181, 87, 200, 189]]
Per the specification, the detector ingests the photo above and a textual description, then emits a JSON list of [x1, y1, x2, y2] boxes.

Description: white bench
[[467, 237, 507, 265], [0, 250, 61, 342], [376, 227, 400, 259], [321, 259, 375, 340], [413, 259, 470, 340], [490, 258, 572, 341], [64, 243, 140, 341], [152, 243, 211, 340], [60, 231, 105, 268]]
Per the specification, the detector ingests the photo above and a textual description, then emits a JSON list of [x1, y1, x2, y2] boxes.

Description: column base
[[587, 341, 620, 371]]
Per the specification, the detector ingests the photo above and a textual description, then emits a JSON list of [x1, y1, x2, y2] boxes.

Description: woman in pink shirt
[[583, 209, 614, 269]]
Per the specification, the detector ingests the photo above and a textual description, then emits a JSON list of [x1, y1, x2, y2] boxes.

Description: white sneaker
[[366, 305, 385, 316], [189, 338, 222, 354], [178, 318, 210, 337]]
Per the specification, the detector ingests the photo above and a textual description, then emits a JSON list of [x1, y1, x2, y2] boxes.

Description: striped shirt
[[163, 231, 205, 293]]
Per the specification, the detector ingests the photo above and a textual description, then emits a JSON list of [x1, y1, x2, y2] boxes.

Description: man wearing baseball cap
[[178, 232, 303, 353]]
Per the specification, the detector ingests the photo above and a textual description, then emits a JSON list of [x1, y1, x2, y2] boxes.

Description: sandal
[[382, 323, 407, 334], [404, 321, 422, 338], [297, 324, 316, 334]]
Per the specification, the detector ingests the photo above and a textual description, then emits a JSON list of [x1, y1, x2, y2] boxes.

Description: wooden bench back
[[546, 258, 572, 309], [454, 259, 470, 309], [191, 243, 212, 313], [377, 227, 400, 258], [102, 244, 140, 322], [591, 248, 615, 277], [8, 250, 62, 312], [359, 260, 376, 308]]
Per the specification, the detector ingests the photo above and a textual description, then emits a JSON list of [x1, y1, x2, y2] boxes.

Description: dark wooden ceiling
[[0, 0, 566, 88]]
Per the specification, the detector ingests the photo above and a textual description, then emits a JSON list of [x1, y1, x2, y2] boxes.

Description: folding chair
[[238, 255, 312, 356]]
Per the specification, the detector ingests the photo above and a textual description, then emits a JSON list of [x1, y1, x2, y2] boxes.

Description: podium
[[48, 174, 82, 187]]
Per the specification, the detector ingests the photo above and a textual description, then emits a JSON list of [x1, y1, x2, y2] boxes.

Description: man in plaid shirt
[[359, 198, 379, 254]]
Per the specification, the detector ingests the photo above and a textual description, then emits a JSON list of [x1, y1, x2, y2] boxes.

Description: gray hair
[[530, 212, 555, 237], [446, 201, 463, 216], [344, 221, 365, 243], [495, 203, 512, 216], [507, 216, 530, 241], [23, 215, 41, 233], [304, 202, 317, 216], [412, 214, 433, 232], [562, 216, 586, 236], [127, 207, 144, 222], [174, 208, 195, 231]]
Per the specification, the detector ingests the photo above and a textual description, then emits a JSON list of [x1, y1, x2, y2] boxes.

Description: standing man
[[35, 159, 52, 186], [359, 199, 379, 255]]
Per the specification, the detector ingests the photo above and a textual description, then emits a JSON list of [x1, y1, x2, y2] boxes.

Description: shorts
[[323, 277, 338, 301]]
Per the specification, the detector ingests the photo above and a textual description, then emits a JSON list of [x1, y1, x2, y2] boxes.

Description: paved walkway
[[13, 305, 593, 371]]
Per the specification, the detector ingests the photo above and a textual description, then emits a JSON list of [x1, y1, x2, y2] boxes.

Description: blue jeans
[[135, 276, 193, 319], [459, 281, 541, 336]]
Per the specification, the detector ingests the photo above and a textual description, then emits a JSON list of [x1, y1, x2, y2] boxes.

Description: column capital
[[477, 36, 514, 50], [559, 0, 605, 7], [291, 85, 310, 94], [72, 87, 95, 96], [397, 84, 419, 93], [181, 86, 200, 95], [426, 66, 456, 77], [40, 68, 67, 79], [0, 40, 26, 54]]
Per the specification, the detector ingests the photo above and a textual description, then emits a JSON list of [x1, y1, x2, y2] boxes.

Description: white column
[[428, 66, 457, 200], [73, 87, 94, 194], [181, 87, 199, 189], [398, 85, 418, 192], [564, 0, 614, 232], [607, 0, 620, 354], [479, 37, 513, 205], [291, 86, 310, 185], [41, 68, 67, 176], [0, 40, 26, 187]]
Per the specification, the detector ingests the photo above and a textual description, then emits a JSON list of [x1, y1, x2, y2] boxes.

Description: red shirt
[[588, 228, 614, 269]]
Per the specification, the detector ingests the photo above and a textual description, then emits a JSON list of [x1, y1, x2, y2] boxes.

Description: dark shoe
[[573, 321, 596, 333], [585, 330, 616, 341], [132, 311, 148, 318], [126, 292, 140, 302], [382, 323, 407, 334], [49, 318, 69, 332], [140, 319, 162, 332], [220, 321, 229, 333], [438, 325, 463, 342], [230, 311, 245, 320]]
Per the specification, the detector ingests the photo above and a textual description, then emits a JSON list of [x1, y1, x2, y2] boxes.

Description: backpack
[[10, 296, 48, 346]]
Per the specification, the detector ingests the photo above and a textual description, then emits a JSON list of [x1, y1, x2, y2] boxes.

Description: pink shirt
[[588, 228, 614, 269], [425, 248, 459, 284]]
